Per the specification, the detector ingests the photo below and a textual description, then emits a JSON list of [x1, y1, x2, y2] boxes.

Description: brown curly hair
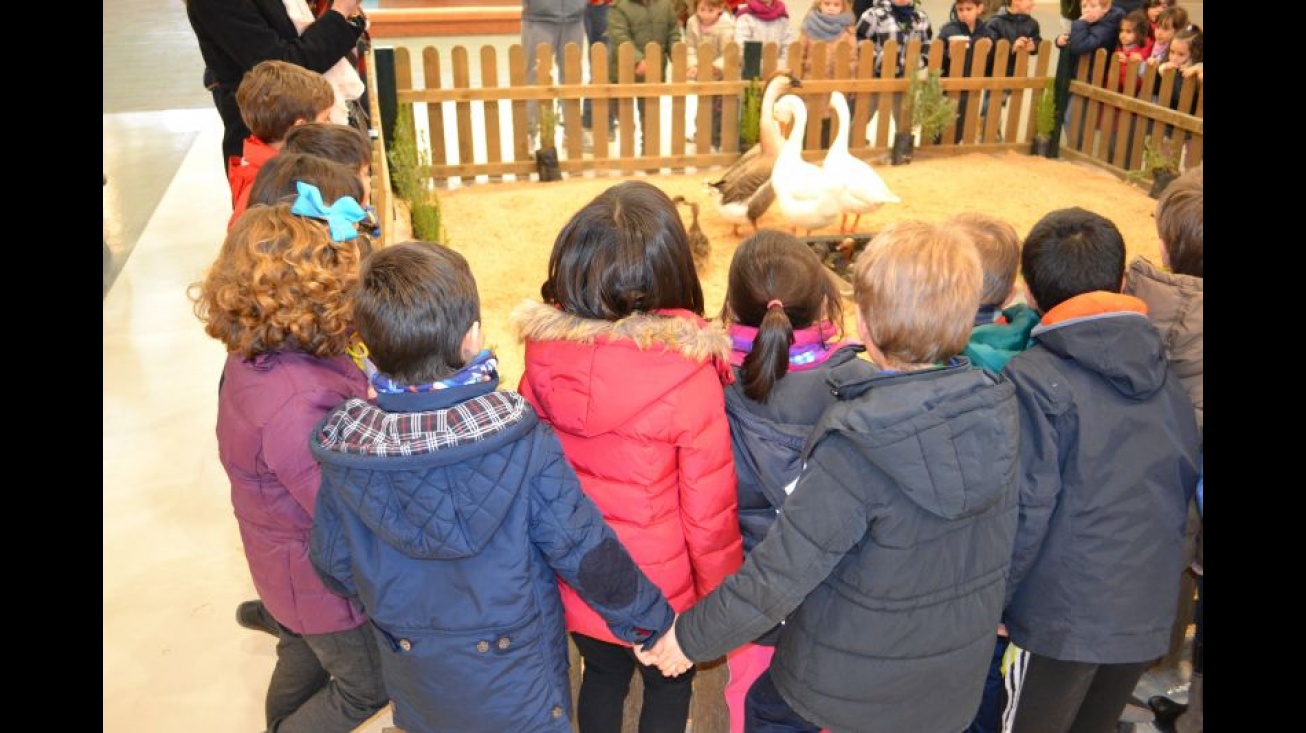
[[191, 202, 372, 358]]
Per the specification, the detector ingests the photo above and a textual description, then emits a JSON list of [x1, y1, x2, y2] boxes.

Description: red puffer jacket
[[513, 300, 744, 645]]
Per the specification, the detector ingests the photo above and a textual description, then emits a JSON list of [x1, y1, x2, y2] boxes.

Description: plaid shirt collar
[[318, 388, 529, 457]]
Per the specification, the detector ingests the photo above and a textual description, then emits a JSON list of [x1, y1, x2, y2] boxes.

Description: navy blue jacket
[[1001, 295, 1200, 664], [310, 378, 673, 733]]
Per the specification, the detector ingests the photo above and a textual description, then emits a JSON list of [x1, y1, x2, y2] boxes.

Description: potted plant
[[893, 69, 957, 165], [739, 77, 764, 151], [388, 104, 447, 242], [1125, 137, 1182, 198], [1030, 77, 1057, 158], [533, 101, 562, 182]]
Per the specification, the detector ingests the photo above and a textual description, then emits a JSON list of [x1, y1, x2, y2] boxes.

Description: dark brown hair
[[722, 229, 844, 403], [247, 152, 365, 209], [541, 180, 704, 319], [354, 241, 482, 384], [283, 122, 373, 168]]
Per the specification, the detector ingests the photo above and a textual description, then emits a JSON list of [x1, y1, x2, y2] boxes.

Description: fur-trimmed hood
[[511, 299, 733, 437]]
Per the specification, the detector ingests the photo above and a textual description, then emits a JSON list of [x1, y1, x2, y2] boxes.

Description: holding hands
[[634, 616, 695, 677]]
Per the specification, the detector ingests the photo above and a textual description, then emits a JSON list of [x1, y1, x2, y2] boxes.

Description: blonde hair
[[852, 220, 982, 368], [191, 203, 372, 358], [810, 0, 851, 11], [946, 212, 1021, 307]]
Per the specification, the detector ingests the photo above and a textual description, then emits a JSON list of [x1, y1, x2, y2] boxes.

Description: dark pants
[[265, 621, 388, 733], [581, 4, 611, 131], [965, 635, 1011, 733], [211, 82, 248, 173], [571, 632, 695, 733], [1005, 651, 1148, 733], [743, 669, 821, 733]]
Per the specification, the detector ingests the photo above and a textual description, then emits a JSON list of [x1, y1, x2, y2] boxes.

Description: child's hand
[[635, 617, 694, 677], [1181, 64, 1202, 80], [687, 66, 699, 80], [1056, 33, 1069, 48], [635, 59, 648, 79], [1016, 37, 1031, 52]]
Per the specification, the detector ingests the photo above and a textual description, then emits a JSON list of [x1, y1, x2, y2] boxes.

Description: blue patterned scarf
[[370, 349, 499, 394], [803, 10, 855, 41]]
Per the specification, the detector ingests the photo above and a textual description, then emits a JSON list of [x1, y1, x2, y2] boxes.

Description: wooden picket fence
[[380, 36, 1200, 195]]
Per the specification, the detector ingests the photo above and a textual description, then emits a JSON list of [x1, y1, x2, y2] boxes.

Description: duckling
[[705, 70, 801, 236], [823, 91, 900, 234], [673, 195, 711, 271]]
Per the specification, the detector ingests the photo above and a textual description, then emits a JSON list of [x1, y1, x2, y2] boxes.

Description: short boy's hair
[[1021, 207, 1126, 312], [354, 241, 482, 384], [852, 220, 982, 366], [248, 152, 365, 209], [284, 122, 373, 168], [1155, 164, 1202, 278], [946, 212, 1021, 307], [699, 0, 726, 9], [236, 60, 335, 144]]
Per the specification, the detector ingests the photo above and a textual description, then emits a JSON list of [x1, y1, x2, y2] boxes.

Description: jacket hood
[[816, 358, 1018, 521], [310, 393, 538, 560], [511, 299, 733, 436], [1032, 292, 1169, 401]]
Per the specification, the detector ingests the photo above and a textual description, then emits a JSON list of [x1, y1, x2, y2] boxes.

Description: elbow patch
[[576, 537, 639, 609]]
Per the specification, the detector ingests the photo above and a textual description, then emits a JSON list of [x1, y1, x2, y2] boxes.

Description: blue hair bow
[[291, 181, 366, 242]]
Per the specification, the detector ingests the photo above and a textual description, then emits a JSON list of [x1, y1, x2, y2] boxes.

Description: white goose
[[706, 70, 800, 236], [823, 91, 900, 234], [769, 94, 841, 236]]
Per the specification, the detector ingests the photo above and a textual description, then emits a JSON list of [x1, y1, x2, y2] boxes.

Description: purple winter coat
[[215, 350, 369, 635]]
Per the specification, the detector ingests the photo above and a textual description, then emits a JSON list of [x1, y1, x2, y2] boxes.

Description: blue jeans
[[265, 621, 388, 732], [744, 669, 821, 733]]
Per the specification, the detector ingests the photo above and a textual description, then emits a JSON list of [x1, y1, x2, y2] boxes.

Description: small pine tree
[[1035, 78, 1057, 140], [739, 78, 763, 150], [388, 104, 447, 243], [908, 70, 957, 142]]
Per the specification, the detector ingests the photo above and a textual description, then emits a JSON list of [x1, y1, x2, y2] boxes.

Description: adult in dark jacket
[[999, 207, 1200, 732], [645, 221, 1022, 733], [186, 0, 366, 171], [310, 242, 675, 733]]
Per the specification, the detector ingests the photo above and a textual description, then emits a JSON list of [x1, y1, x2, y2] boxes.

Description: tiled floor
[[103, 2, 1200, 732]]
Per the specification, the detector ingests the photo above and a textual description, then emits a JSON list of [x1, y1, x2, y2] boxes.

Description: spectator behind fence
[[735, 0, 796, 66], [685, 0, 736, 151], [855, 0, 933, 142], [185, 0, 366, 172], [938, 0, 988, 144], [521, 0, 587, 144], [607, 0, 684, 153], [797, 0, 859, 148]]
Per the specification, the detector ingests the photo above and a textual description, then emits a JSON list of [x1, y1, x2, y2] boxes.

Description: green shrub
[[387, 104, 447, 243], [739, 78, 763, 150], [1035, 78, 1057, 139]]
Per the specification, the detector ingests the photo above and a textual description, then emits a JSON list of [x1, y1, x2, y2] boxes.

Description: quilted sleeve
[[309, 478, 357, 599], [675, 373, 745, 599], [529, 428, 675, 647]]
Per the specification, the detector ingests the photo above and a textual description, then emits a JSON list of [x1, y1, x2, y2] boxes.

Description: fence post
[[374, 46, 399, 150]]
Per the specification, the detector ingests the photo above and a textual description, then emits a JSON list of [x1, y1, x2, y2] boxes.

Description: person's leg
[[265, 628, 330, 729], [636, 650, 696, 733], [572, 632, 636, 733], [522, 20, 551, 136], [965, 635, 1010, 733], [268, 624, 388, 733], [1065, 661, 1148, 733], [744, 668, 822, 733], [726, 643, 776, 733], [1002, 649, 1097, 733]]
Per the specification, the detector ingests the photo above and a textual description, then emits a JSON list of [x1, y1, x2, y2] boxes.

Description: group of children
[[190, 15, 1203, 733]]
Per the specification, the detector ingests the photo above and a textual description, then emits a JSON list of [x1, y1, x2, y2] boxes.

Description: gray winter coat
[[678, 356, 1020, 733], [1001, 296, 1200, 665]]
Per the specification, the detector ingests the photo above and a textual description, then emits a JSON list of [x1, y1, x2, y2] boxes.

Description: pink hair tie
[[766, 299, 785, 310]]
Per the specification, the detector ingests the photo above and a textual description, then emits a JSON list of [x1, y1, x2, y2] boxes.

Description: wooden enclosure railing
[[367, 37, 1202, 239]]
